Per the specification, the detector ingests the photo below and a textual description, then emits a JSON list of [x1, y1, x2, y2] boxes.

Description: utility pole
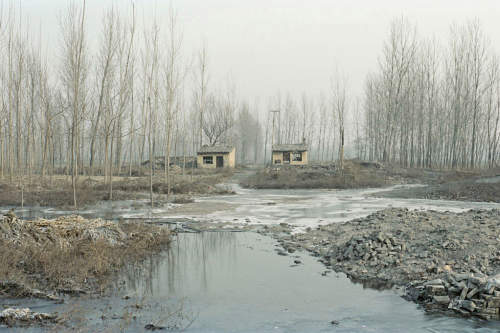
[[270, 110, 280, 165]]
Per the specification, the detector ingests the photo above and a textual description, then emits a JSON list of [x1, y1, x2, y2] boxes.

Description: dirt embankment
[[260, 208, 500, 320], [240, 159, 481, 190], [241, 160, 395, 189], [0, 213, 171, 299], [370, 165, 500, 203], [376, 178, 500, 203], [242, 159, 500, 203], [0, 168, 234, 208]]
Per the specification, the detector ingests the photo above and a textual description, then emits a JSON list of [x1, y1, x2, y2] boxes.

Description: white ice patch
[[166, 185, 500, 233]]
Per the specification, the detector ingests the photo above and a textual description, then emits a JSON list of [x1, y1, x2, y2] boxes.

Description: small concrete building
[[197, 145, 236, 169], [272, 144, 308, 165]]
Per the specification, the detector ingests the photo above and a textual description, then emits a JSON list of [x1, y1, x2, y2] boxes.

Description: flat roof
[[272, 144, 308, 152], [197, 145, 234, 154]]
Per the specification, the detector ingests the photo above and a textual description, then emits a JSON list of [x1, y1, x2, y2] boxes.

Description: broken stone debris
[[407, 273, 500, 320]]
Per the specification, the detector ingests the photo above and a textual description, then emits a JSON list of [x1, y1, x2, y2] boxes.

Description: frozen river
[[2, 184, 500, 332]]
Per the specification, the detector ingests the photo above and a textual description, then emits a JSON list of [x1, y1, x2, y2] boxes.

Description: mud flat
[[375, 179, 500, 203], [260, 208, 500, 320]]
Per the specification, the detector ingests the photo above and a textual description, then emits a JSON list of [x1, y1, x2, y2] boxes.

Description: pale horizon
[[20, 0, 500, 104]]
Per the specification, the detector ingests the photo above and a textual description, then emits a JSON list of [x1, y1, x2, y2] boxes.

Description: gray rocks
[[424, 279, 444, 286], [433, 295, 450, 304], [145, 323, 166, 330], [426, 284, 446, 296], [335, 232, 404, 264], [408, 273, 500, 320], [276, 249, 288, 256]]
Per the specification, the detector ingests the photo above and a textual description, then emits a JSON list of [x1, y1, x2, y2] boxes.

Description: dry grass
[[0, 168, 234, 208], [242, 160, 388, 189], [242, 160, 500, 190], [0, 216, 171, 295], [415, 181, 500, 203]]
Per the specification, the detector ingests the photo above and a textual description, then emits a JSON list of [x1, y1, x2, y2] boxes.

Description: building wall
[[272, 151, 283, 165], [272, 151, 308, 165], [226, 148, 236, 168], [197, 148, 236, 168]]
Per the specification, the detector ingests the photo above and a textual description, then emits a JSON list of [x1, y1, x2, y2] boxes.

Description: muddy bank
[[375, 179, 500, 203], [259, 208, 500, 320], [0, 213, 171, 299], [241, 160, 500, 198], [241, 160, 394, 189]]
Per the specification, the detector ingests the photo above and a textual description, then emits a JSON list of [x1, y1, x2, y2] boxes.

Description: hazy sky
[[19, 0, 500, 103]]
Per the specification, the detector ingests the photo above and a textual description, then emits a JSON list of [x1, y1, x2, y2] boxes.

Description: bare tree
[[332, 73, 348, 173], [193, 44, 209, 149], [60, 0, 88, 208]]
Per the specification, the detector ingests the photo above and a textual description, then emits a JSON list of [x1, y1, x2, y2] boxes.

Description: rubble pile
[[332, 232, 406, 265], [407, 273, 500, 320]]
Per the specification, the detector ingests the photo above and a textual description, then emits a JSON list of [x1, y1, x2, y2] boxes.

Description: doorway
[[216, 156, 224, 168], [283, 152, 290, 164]]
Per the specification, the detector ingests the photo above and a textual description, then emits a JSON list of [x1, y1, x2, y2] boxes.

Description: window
[[203, 156, 213, 164], [293, 152, 302, 162]]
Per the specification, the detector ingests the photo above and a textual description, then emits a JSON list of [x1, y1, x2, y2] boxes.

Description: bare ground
[[0, 168, 235, 208], [241, 160, 393, 189], [242, 160, 500, 203], [375, 178, 500, 203]]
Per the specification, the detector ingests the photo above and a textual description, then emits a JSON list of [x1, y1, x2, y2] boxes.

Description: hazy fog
[[21, 0, 500, 102]]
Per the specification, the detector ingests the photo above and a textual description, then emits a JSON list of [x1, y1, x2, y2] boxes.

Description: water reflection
[[2, 232, 500, 332], [117, 233, 500, 333], [122, 232, 237, 298]]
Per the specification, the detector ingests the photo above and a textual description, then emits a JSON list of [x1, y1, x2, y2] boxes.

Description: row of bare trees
[[364, 18, 500, 169], [0, 1, 255, 207], [259, 84, 349, 167], [0, 1, 368, 188], [3, 1, 496, 212]]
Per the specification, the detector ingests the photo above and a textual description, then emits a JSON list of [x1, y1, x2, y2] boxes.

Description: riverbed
[[2, 184, 500, 331], [3, 232, 500, 332], [5, 184, 500, 232]]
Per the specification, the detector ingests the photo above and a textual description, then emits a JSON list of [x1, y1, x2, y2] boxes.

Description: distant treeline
[[364, 18, 500, 169]]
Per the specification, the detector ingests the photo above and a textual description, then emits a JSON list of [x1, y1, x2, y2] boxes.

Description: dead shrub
[[0, 216, 171, 294], [242, 164, 387, 190]]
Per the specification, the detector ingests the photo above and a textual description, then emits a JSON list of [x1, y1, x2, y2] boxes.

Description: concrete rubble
[[407, 273, 500, 320]]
